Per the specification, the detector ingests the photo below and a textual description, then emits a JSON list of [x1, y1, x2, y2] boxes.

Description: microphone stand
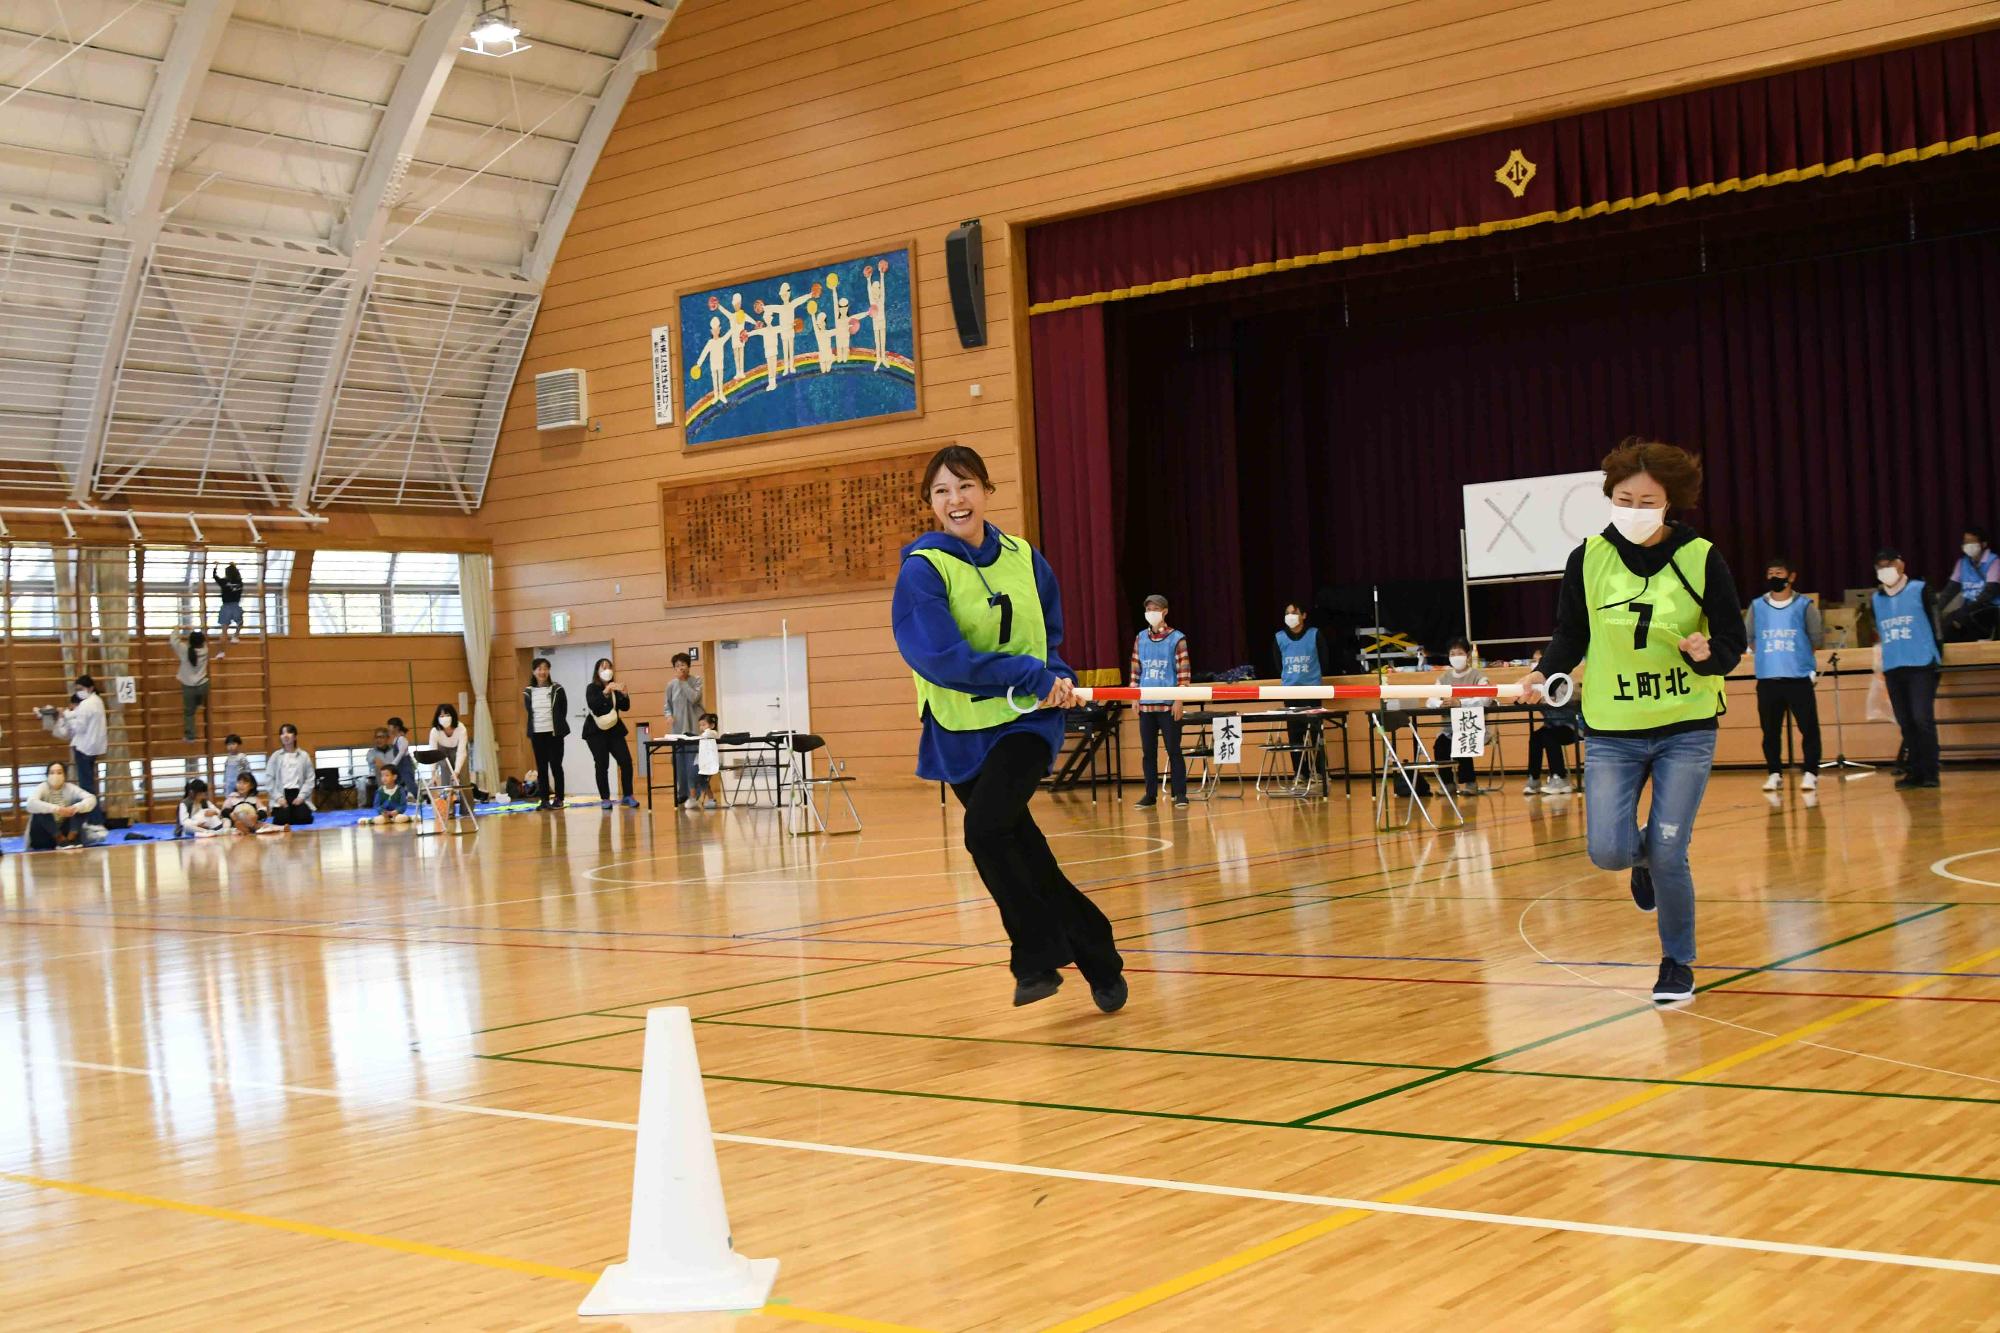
[[1818, 650, 1874, 776]]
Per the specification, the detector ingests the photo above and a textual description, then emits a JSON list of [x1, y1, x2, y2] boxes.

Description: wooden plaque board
[[659, 450, 936, 607]]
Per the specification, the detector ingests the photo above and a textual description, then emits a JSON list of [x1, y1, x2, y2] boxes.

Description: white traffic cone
[[579, 1007, 779, 1316]]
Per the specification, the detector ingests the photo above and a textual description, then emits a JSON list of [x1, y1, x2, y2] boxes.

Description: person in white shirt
[[694, 711, 721, 810], [25, 760, 97, 850], [52, 675, 109, 829], [178, 778, 228, 838], [427, 703, 472, 819], [522, 658, 570, 812], [169, 627, 225, 741], [265, 723, 316, 827]]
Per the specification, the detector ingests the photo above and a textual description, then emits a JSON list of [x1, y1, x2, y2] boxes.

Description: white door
[[716, 636, 809, 740], [534, 640, 611, 799]]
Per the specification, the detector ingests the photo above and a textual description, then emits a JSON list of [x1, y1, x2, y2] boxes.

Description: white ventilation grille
[[311, 273, 538, 511], [95, 242, 354, 503], [534, 368, 589, 431], [0, 221, 134, 493]]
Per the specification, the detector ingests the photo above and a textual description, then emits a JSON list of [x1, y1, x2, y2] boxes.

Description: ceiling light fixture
[[464, 3, 531, 57]]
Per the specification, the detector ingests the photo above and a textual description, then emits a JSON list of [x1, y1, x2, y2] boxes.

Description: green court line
[[479, 1051, 2000, 1191], [690, 1016, 2000, 1110], [488, 1026, 648, 1058], [1285, 903, 1957, 1126]]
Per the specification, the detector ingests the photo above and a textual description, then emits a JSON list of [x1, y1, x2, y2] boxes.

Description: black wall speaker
[[945, 219, 986, 348]]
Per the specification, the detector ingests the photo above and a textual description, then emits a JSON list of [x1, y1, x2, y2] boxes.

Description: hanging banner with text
[[652, 325, 675, 426], [1212, 714, 1242, 766], [1449, 706, 1487, 758]]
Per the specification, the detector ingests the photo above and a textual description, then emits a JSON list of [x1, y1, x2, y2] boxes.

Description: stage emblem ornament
[[1494, 148, 1536, 199]]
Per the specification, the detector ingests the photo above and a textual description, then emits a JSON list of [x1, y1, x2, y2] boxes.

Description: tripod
[[1818, 650, 1874, 776]]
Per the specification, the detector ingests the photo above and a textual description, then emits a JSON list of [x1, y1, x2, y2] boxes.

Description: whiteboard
[[1462, 470, 1612, 579]]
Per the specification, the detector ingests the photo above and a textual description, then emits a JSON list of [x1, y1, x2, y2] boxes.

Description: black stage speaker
[[945, 219, 986, 347]]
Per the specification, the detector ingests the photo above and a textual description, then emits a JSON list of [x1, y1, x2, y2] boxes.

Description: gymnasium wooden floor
[[5, 770, 1998, 1329]]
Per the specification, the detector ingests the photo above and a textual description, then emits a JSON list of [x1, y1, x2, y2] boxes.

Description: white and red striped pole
[[1005, 673, 1574, 712]]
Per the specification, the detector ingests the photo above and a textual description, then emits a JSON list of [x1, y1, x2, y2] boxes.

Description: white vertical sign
[[1212, 714, 1242, 766], [651, 325, 675, 426], [1449, 706, 1487, 758], [114, 676, 138, 705]]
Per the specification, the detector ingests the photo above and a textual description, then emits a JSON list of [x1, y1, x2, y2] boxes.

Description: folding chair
[[412, 746, 478, 836], [785, 733, 860, 835], [1372, 712, 1463, 831]]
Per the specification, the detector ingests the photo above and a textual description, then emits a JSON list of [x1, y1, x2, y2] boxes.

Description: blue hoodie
[[892, 523, 1073, 783]]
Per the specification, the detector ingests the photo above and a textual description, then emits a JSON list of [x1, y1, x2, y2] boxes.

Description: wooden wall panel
[[479, 0, 1998, 784], [267, 635, 472, 750]]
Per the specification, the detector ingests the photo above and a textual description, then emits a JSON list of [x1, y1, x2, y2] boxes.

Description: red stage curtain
[[1028, 305, 1119, 679], [1026, 30, 2000, 311]]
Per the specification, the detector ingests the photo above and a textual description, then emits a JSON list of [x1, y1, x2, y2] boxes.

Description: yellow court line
[[2, 1170, 934, 1333], [1041, 944, 2000, 1332]]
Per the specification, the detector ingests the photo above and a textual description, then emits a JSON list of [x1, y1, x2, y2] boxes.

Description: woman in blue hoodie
[[892, 444, 1127, 1014]]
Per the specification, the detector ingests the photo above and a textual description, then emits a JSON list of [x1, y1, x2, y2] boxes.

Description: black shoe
[[1630, 865, 1656, 913], [1091, 976, 1129, 1013], [1651, 957, 1694, 1003], [1012, 971, 1063, 1007], [1134, 797, 1157, 809], [1894, 774, 1922, 790], [1173, 798, 1190, 809], [1915, 776, 1941, 789]]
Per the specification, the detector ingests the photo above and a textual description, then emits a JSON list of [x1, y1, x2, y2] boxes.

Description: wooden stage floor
[[5, 772, 1998, 1329]]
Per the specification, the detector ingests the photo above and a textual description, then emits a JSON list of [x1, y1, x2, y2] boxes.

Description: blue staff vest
[[1872, 580, 1940, 670], [1751, 596, 1815, 679], [1135, 629, 1184, 686], [1277, 628, 1320, 686]]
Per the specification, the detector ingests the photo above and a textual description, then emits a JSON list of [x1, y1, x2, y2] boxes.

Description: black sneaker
[[1630, 865, 1656, 912], [1894, 774, 1922, 790], [1134, 796, 1158, 809], [1012, 971, 1063, 1007], [1173, 798, 1190, 809], [1651, 957, 1694, 1003], [1090, 976, 1129, 1013], [1914, 777, 1941, 789]]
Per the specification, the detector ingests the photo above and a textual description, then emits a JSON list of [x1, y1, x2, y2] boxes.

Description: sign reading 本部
[[658, 450, 936, 607]]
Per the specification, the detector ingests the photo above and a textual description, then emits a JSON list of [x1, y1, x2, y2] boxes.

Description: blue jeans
[[1583, 729, 1717, 964]]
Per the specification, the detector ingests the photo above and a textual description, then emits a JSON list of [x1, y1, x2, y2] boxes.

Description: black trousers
[[1755, 676, 1822, 772], [28, 812, 84, 849], [530, 732, 565, 801], [270, 789, 314, 825], [1432, 730, 1478, 785], [952, 732, 1123, 985], [1884, 665, 1941, 782], [1138, 711, 1186, 800], [1528, 725, 1574, 780], [586, 728, 634, 799]]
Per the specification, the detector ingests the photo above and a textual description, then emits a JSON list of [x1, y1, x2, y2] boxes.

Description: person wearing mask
[[427, 703, 472, 817], [1521, 438, 1745, 1005], [664, 652, 706, 809], [1429, 637, 1489, 793], [25, 760, 96, 850], [892, 444, 1126, 1012], [1942, 527, 2000, 641], [522, 658, 570, 811], [1871, 547, 1946, 790], [583, 657, 637, 809], [1129, 593, 1191, 809], [1275, 601, 1325, 778], [1522, 647, 1579, 795], [265, 723, 316, 827], [178, 778, 228, 838], [169, 627, 224, 742], [1744, 556, 1823, 792], [213, 561, 246, 641], [54, 674, 109, 832]]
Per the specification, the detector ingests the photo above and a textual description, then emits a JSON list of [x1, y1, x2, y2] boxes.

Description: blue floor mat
[[1, 796, 561, 855]]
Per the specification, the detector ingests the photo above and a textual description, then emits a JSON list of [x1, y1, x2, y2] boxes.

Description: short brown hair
[[1601, 436, 1702, 510], [920, 444, 992, 503]]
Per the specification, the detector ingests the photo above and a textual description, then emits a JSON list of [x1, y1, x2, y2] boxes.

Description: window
[[2, 545, 59, 637], [308, 550, 462, 635]]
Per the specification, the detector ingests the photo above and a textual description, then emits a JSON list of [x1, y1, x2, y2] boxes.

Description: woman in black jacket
[[523, 656, 570, 810], [582, 655, 637, 808]]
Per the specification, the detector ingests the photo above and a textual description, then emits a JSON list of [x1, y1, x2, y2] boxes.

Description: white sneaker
[[1522, 779, 1538, 795], [1800, 771, 1818, 791], [1761, 772, 1783, 791], [703, 797, 718, 810], [1540, 776, 1573, 795]]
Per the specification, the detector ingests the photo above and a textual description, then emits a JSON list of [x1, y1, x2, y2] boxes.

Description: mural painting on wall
[[677, 244, 921, 447]]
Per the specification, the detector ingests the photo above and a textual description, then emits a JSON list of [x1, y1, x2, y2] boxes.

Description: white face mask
[[599, 668, 614, 681], [1144, 609, 1165, 629], [1607, 505, 1665, 543], [1875, 566, 1902, 587], [1284, 614, 1303, 631], [1448, 653, 1469, 671], [1967, 542, 1986, 560]]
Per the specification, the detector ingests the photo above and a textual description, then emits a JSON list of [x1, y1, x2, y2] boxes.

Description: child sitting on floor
[[361, 764, 413, 826], [221, 770, 269, 833], [179, 778, 229, 838]]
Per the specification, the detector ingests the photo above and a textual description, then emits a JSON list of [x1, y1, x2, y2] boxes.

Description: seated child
[[179, 778, 229, 838], [360, 764, 413, 825], [221, 771, 270, 833]]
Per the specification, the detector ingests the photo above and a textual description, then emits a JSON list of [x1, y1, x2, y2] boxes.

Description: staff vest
[[909, 534, 1049, 731], [1872, 579, 1940, 670], [1135, 629, 1185, 686], [1580, 535, 1727, 730], [1750, 596, 1816, 679], [1277, 628, 1321, 685]]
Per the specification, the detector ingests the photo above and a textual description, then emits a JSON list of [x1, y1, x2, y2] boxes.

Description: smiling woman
[[891, 444, 1129, 1015]]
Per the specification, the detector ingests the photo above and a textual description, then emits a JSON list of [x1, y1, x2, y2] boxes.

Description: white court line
[[1931, 846, 2000, 889], [40, 1057, 2000, 1279]]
